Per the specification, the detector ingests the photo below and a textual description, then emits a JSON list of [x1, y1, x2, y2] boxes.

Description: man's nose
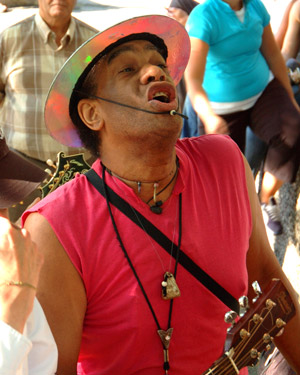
[[140, 65, 166, 84]]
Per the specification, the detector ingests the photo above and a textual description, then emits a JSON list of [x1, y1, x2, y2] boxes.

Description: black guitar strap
[[85, 168, 240, 314]]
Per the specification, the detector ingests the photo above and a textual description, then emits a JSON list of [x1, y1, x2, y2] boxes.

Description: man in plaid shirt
[[0, 0, 97, 163], [0, 0, 97, 220]]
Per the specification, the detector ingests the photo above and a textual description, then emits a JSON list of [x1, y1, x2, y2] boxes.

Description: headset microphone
[[169, 110, 188, 120], [75, 91, 188, 120]]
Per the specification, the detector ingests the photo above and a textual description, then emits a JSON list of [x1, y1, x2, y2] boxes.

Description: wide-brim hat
[[0, 133, 47, 209], [44, 15, 190, 148]]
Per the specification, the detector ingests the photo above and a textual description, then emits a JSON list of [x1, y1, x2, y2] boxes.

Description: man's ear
[[77, 99, 104, 130]]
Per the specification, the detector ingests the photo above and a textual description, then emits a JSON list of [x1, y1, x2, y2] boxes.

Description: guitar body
[[202, 279, 296, 375], [40, 152, 91, 198]]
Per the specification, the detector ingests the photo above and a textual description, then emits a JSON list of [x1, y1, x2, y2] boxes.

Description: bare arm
[[184, 37, 229, 134], [275, 0, 297, 49], [281, 0, 300, 60], [244, 156, 300, 372], [0, 215, 42, 333], [24, 212, 87, 375], [260, 23, 299, 111]]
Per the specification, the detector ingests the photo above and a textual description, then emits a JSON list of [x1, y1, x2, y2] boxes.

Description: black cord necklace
[[102, 165, 182, 374], [147, 159, 179, 215], [107, 158, 179, 215]]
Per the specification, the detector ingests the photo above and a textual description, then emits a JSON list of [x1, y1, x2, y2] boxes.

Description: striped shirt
[[0, 13, 97, 162]]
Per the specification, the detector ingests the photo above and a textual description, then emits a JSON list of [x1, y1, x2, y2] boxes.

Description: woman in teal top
[[184, 0, 300, 235]]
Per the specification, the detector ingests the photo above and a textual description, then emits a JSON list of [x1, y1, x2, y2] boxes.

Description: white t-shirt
[[0, 298, 58, 375]]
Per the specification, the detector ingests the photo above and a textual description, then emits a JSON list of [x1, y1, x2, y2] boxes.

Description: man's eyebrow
[[107, 43, 161, 65]]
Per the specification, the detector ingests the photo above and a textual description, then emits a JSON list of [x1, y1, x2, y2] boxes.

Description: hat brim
[[44, 15, 190, 147]]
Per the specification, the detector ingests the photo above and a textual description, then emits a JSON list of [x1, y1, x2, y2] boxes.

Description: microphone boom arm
[[74, 90, 188, 120]]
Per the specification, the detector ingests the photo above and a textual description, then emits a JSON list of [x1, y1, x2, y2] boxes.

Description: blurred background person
[[183, 0, 300, 236], [245, 0, 299, 179], [0, 0, 97, 221], [166, 0, 198, 26], [280, 0, 300, 104], [0, 128, 57, 374]]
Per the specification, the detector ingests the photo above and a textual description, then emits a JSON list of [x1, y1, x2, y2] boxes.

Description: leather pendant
[[157, 328, 173, 374], [161, 272, 181, 300], [157, 328, 173, 349]]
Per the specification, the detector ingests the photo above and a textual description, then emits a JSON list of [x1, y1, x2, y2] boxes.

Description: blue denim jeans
[[244, 128, 267, 177], [181, 95, 204, 137]]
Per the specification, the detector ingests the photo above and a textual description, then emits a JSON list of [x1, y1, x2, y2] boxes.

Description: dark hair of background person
[[169, 0, 198, 14]]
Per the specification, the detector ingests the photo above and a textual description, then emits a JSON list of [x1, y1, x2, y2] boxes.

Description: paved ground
[[265, 171, 300, 302], [1, 0, 299, 298]]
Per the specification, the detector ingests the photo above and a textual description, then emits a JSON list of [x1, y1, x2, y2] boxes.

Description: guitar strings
[[230, 307, 277, 374], [234, 306, 274, 363], [203, 305, 277, 375], [235, 322, 281, 374]]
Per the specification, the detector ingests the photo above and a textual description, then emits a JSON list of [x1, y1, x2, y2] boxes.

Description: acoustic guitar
[[202, 278, 295, 374]]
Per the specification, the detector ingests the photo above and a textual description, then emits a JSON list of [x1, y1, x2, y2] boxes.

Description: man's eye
[[119, 67, 134, 73]]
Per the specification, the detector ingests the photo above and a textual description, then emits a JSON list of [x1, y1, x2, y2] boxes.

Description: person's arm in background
[[184, 37, 229, 134], [244, 156, 300, 372], [275, 0, 297, 49], [0, 214, 42, 333], [0, 211, 43, 374], [281, 0, 300, 59], [260, 23, 300, 110]]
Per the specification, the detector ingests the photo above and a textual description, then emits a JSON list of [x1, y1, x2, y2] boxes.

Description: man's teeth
[[153, 92, 170, 103]]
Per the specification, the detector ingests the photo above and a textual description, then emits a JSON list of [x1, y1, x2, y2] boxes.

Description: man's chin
[[49, 6, 72, 18]]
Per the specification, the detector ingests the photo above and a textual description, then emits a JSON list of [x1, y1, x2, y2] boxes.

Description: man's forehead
[[106, 40, 165, 65]]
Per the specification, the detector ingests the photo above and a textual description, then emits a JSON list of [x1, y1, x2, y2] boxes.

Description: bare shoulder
[[24, 212, 87, 374], [24, 213, 74, 280], [25, 211, 58, 243]]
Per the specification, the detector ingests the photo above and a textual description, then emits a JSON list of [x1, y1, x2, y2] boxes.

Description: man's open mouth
[[152, 92, 170, 103], [147, 83, 177, 111]]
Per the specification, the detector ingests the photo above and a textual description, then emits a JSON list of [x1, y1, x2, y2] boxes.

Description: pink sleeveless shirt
[[24, 135, 251, 375]]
